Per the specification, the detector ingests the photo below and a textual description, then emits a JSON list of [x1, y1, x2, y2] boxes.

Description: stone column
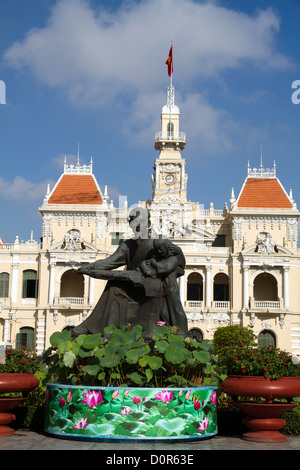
[[155, 163, 159, 190], [11, 259, 19, 305], [243, 265, 249, 309], [179, 275, 185, 306], [205, 265, 212, 308], [283, 266, 290, 310], [3, 319, 10, 343], [48, 261, 56, 305], [181, 162, 185, 190], [89, 276, 95, 305]]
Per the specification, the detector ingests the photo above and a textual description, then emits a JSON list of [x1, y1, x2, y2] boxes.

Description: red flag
[[165, 44, 173, 77]]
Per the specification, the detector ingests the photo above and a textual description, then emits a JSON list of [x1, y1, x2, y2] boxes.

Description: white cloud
[[0, 176, 55, 202], [4, 0, 290, 104], [3, 0, 291, 152]]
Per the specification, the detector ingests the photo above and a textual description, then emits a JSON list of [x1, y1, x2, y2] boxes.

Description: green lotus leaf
[[152, 325, 170, 337], [125, 347, 146, 364], [82, 364, 100, 376], [50, 330, 72, 347], [155, 340, 169, 353], [165, 345, 185, 364], [193, 350, 211, 364], [81, 333, 102, 349], [63, 350, 76, 368], [147, 355, 163, 370], [58, 340, 73, 355], [99, 353, 121, 368], [145, 368, 153, 382], [126, 372, 144, 385]]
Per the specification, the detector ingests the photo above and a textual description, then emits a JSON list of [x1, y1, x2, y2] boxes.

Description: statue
[[72, 208, 188, 340]]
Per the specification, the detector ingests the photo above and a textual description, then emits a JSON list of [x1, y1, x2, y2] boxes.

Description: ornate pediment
[[48, 229, 98, 253]]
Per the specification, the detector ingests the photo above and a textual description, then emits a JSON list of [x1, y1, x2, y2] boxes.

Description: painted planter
[[0, 373, 40, 436], [222, 376, 300, 442], [44, 383, 218, 441]]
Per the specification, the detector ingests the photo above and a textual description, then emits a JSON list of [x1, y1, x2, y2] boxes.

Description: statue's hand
[[77, 265, 92, 275]]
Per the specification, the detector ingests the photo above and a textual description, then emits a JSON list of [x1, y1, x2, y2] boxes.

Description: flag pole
[[170, 38, 173, 88]]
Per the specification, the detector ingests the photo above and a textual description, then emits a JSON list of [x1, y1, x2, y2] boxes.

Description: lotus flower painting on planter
[[42, 324, 222, 441], [44, 384, 217, 440]]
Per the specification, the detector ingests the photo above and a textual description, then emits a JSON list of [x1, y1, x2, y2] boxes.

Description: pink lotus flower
[[112, 390, 119, 399], [58, 397, 65, 409], [132, 396, 141, 404], [67, 391, 72, 404], [120, 406, 131, 415], [185, 390, 191, 400], [198, 416, 209, 432], [82, 390, 102, 409], [210, 390, 217, 407], [193, 400, 201, 411], [73, 417, 88, 430], [157, 321, 166, 326], [155, 390, 173, 404]]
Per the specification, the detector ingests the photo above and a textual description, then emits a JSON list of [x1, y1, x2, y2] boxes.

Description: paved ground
[[0, 429, 299, 452]]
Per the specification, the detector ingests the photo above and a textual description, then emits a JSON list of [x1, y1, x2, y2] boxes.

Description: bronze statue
[[72, 208, 188, 339]]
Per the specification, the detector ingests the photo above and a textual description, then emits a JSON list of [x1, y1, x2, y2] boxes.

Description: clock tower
[[152, 84, 187, 202]]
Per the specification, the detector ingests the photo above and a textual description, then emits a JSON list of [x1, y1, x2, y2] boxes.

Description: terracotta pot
[[221, 376, 300, 442], [0, 373, 39, 436], [222, 376, 300, 403]]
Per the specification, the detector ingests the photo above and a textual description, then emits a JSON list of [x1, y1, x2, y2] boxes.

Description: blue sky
[[1, 0, 300, 243]]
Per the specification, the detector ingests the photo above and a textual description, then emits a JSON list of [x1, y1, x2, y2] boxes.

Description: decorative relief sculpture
[[255, 231, 275, 254], [61, 229, 85, 251]]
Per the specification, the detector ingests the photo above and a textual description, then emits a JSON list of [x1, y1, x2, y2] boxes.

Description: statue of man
[[72, 208, 188, 339]]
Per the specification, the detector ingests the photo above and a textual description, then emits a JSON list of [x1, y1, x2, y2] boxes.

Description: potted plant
[[42, 323, 224, 441], [219, 338, 300, 442], [0, 347, 40, 436]]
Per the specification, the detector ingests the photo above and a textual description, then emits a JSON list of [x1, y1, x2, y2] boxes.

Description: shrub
[[0, 347, 41, 375], [214, 325, 256, 359], [220, 344, 300, 379]]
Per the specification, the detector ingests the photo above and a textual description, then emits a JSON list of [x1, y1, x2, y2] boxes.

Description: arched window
[[188, 328, 203, 342], [213, 273, 229, 301], [60, 269, 84, 298], [254, 273, 277, 301], [0, 272, 9, 297], [16, 327, 35, 349], [187, 273, 203, 301], [22, 270, 38, 298], [258, 330, 276, 348]]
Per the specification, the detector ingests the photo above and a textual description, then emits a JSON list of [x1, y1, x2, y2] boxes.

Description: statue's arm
[[78, 242, 127, 277]]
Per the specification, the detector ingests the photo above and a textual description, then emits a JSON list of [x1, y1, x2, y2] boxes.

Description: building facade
[[1, 84, 300, 355]]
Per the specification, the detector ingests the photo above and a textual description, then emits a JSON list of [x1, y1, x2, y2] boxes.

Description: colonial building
[[1, 83, 300, 356]]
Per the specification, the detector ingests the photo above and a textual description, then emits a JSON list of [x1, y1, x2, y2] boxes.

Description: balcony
[[154, 131, 186, 150], [249, 298, 283, 310], [54, 297, 85, 308], [213, 301, 230, 310], [186, 301, 203, 309]]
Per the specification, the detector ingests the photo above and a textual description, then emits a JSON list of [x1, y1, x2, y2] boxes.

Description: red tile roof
[[237, 178, 292, 209], [48, 175, 103, 205]]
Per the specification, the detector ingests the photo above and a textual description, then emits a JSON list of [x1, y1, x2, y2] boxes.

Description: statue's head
[[128, 207, 150, 239]]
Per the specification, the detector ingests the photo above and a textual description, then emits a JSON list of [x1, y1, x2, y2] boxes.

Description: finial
[[260, 145, 263, 169]]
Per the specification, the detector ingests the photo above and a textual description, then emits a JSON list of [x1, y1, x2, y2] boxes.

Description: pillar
[[243, 266, 249, 309], [205, 265, 212, 308], [48, 261, 56, 305], [283, 267, 290, 310]]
